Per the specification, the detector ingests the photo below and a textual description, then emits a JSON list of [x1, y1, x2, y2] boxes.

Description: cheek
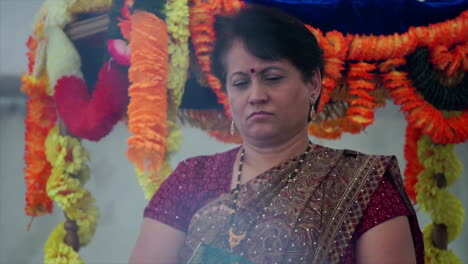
[[228, 94, 245, 117], [276, 87, 309, 117]]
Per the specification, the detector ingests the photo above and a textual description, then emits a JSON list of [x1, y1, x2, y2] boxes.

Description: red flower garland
[[21, 76, 57, 217], [54, 61, 129, 141], [306, 27, 350, 113], [345, 62, 377, 129], [381, 69, 468, 145], [22, 16, 57, 217], [403, 125, 424, 203], [189, 0, 245, 117]]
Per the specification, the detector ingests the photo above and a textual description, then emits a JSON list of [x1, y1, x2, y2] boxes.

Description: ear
[[306, 68, 322, 101]]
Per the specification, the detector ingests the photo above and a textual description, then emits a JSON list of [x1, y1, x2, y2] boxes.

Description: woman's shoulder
[[178, 146, 240, 167], [317, 144, 394, 161], [172, 146, 240, 179]]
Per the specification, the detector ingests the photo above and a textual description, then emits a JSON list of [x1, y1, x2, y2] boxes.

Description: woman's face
[[225, 40, 321, 144]]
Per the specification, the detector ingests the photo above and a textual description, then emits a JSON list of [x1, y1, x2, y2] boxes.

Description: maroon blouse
[[144, 147, 422, 263]]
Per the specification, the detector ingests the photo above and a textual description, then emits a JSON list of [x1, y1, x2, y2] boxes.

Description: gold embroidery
[[228, 227, 246, 250], [183, 148, 404, 264]]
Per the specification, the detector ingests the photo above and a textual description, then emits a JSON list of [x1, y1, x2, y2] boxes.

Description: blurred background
[[1, 0, 467, 263]]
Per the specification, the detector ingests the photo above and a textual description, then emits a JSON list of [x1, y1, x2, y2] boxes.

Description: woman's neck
[[241, 129, 311, 181]]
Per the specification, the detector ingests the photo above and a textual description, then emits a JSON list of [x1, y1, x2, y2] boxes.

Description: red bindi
[[250, 68, 256, 74]]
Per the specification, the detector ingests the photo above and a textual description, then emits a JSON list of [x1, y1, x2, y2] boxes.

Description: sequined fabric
[[144, 145, 423, 263]]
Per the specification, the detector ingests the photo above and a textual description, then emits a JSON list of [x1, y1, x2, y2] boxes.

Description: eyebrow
[[229, 66, 287, 82]]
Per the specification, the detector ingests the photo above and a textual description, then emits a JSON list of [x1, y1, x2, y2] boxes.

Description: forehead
[[224, 40, 292, 74]]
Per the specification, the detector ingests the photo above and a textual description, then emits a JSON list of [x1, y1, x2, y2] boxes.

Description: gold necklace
[[228, 141, 313, 251]]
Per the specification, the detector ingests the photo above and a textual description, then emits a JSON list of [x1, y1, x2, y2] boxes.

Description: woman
[[130, 6, 424, 264]]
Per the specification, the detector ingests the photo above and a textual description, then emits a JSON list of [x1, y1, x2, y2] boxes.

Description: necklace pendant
[[228, 227, 246, 250]]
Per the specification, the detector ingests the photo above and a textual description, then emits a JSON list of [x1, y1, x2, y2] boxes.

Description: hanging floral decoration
[[44, 124, 98, 263], [22, 75, 57, 218], [44, 222, 83, 264], [403, 125, 424, 203], [21, 0, 113, 262], [415, 135, 465, 263], [54, 61, 130, 141], [107, 0, 188, 200], [422, 223, 461, 264], [22, 0, 467, 263], [126, 9, 169, 195], [381, 63, 468, 145], [406, 47, 467, 111], [189, 0, 246, 117], [45, 2, 129, 141], [22, 14, 57, 219], [306, 28, 350, 114], [140, 0, 190, 199], [344, 62, 377, 129]]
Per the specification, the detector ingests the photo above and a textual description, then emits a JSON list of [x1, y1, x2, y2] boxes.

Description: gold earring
[[230, 120, 235, 136], [310, 96, 317, 121], [310, 107, 317, 121]]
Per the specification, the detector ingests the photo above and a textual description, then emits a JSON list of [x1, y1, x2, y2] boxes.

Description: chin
[[246, 127, 278, 141]]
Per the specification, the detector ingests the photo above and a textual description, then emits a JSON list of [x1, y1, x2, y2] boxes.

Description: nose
[[248, 80, 268, 105]]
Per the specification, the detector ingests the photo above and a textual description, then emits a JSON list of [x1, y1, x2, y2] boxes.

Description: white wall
[[1, 1, 467, 263]]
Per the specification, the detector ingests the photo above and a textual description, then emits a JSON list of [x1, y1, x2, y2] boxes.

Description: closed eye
[[265, 76, 283, 82], [233, 80, 249, 87]]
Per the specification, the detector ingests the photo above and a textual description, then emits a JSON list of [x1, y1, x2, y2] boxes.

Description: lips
[[248, 111, 274, 119]]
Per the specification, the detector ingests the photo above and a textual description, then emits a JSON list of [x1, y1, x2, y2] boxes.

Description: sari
[[145, 145, 424, 263]]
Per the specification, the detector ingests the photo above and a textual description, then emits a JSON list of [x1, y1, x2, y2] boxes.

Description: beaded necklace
[[228, 141, 313, 250]]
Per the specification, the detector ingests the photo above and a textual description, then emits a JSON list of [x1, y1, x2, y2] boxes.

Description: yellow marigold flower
[[422, 224, 461, 264], [44, 223, 83, 264]]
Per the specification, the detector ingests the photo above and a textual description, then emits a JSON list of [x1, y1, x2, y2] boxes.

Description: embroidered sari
[[145, 146, 424, 263]]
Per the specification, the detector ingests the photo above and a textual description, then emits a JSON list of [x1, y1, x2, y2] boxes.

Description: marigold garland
[[166, 0, 190, 113], [415, 135, 465, 263], [413, 10, 468, 52], [422, 223, 461, 264], [135, 162, 173, 200], [26, 17, 46, 75], [22, 4, 114, 260], [406, 47, 468, 111], [139, 0, 191, 197], [306, 28, 349, 113], [126, 10, 169, 178], [22, 15, 57, 218], [189, 0, 245, 116], [22, 84, 57, 217], [344, 62, 377, 129], [68, 0, 112, 14], [403, 125, 424, 203], [21, 11, 59, 218], [44, 124, 99, 258], [44, 223, 83, 264], [381, 69, 468, 145], [430, 43, 468, 78]]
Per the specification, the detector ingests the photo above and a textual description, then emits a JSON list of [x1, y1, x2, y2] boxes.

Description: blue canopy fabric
[[244, 0, 468, 34]]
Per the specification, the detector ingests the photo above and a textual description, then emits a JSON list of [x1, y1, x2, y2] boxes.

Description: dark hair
[[211, 5, 324, 111]]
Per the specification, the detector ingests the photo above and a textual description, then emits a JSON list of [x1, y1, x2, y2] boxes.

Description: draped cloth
[[174, 146, 423, 263]]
